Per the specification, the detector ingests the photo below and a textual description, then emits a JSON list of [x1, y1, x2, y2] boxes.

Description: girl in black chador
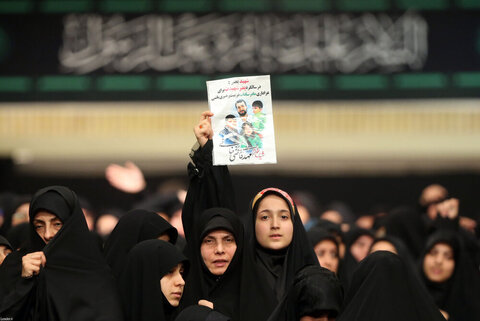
[[118, 239, 189, 321], [339, 251, 445, 321]]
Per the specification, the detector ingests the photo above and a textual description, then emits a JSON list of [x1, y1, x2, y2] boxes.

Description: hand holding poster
[[207, 75, 277, 166]]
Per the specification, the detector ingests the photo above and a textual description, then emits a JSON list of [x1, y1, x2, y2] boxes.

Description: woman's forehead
[[33, 211, 60, 221], [430, 242, 453, 253], [204, 229, 234, 238]]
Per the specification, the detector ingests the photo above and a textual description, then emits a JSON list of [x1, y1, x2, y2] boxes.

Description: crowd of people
[[0, 110, 479, 321]]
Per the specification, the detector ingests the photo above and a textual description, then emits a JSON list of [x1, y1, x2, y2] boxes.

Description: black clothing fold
[[267, 265, 343, 321], [174, 305, 231, 321], [0, 236, 12, 251], [5, 222, 29, 250], [339, 251, 445, 321]]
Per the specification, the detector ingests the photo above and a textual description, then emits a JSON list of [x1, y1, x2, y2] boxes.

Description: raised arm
[[182, 111, 237, 245]]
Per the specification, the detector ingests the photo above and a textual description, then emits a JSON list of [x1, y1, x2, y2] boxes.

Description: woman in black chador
[[103, 208, 177, 279], [420, 230, 480, 321], [0, 185, 123, 321], [338, 251, 445, 321], [118, 239, 189, 321], [267, 265, 343, 321]]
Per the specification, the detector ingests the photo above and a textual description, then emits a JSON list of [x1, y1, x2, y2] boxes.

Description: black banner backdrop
[[0, 10, 479, 101]]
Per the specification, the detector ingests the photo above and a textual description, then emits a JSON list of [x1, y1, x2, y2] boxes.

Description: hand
[[105, 161, 146, 193], [459, 216, 477, 234], [194, 111, 214, 147], [198, 299, 214, 309], [439, 309, 449, 320], [436, 198, 459, 220], [22, 251, 46, 278]]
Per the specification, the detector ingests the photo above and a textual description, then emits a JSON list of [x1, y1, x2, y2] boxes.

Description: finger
[[40, 252, 47, 266], [105, 164, 121, 176], [27, 254, 42, 261], [199, 120, 210, 128], [200, 111, 214, 121], [31, 252, 46, 259], [27, 258, 42, 266], [31, 264, 40, 272], [27, 260, 43, 270], [125, 161, 138, 169]]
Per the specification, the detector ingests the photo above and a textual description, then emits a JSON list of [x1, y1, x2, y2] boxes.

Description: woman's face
[[160, 263, 186, 307], [255, 195, 294, 250], [314, 239, 339, 274], [350, 235, 374, 262], [33, 211, 63, 244], [200, 229, 237, 276], [423, 243, 455, 283]]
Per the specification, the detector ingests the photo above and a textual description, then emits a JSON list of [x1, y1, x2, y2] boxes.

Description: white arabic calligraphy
[[59, 12, 428, 74]]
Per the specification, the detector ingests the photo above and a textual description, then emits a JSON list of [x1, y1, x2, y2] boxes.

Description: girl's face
[[423, 243, 455, 283], [314, 239, 339, 274], [350, 235, 374, 263], [160, 263, 186, 307], [255, 195, 294, 250]]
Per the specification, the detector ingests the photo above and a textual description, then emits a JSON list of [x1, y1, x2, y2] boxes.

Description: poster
[[207, 75, 277, 165]]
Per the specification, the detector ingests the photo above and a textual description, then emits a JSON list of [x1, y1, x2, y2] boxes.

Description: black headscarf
[[0, 235, 12, 265], [420, 230, 480, 321], [337, 227, 374, 289], [0, 193, 30, 237], [338, 251, 445, 321], [182, 207, 244, 319], [369, 234, 419, 278], [0, 185, 123, 321], [267, 265, 343, 321], [0, 235, 12, 251], [311, 218, 343, 240], [381, 205, 429, 260], [246, 188, 318, 318], [6, 222, 30, 250], [103, 208, 178, 279], [118, 239, 189, 321], [307, 226, 339, 250], [174, 305, 231, 321]]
